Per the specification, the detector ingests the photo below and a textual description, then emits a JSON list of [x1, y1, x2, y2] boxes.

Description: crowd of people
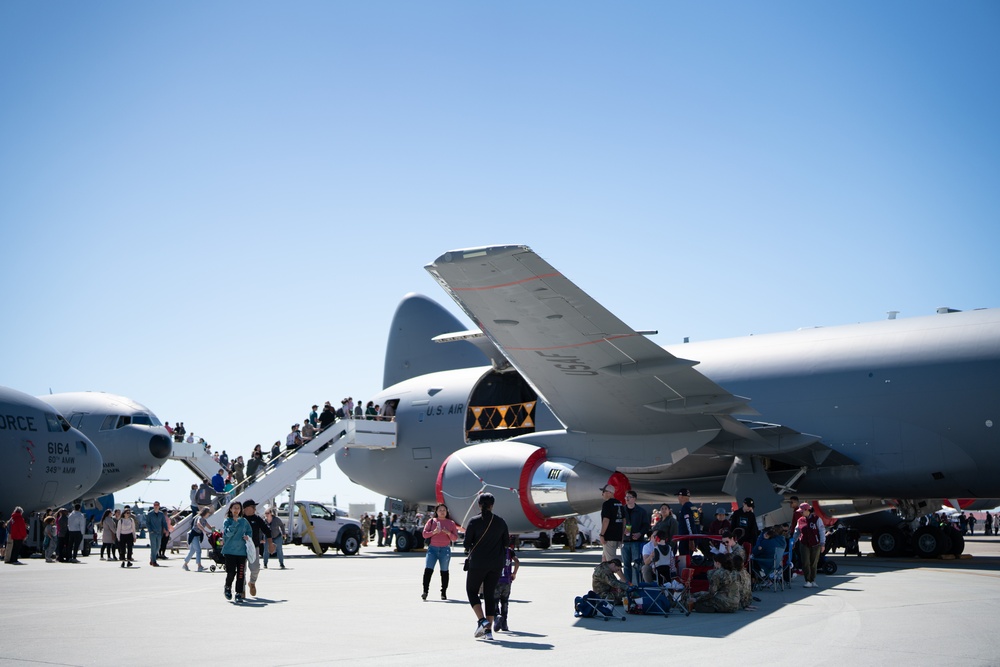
[[590, 487, 834, 613]]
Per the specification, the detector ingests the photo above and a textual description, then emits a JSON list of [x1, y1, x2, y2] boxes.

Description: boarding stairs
[[167, 418, 396, 548], [169, 439, 224, 483]]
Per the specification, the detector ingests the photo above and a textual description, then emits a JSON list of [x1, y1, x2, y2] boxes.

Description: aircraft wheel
[[821, 560, 838, 575], [535, 532, 551, 550], [948, 530, 965, 556], [872, 526, 905, 557], [395, 531, 413, 552], [913, 526, 945, 558], [575, 533, 585, 550]]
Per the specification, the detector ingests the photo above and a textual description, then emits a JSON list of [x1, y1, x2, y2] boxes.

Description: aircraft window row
[[99, 413, 160, 430]]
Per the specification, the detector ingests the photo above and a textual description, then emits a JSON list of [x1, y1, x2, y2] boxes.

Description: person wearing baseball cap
[[730, 497, 759, 548], [599, 484, 624, 562], [792, 502, 825, 588], [676, 489, 696, 555]]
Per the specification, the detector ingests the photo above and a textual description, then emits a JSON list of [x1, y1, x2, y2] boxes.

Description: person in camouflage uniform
[[563, 516, 579, 552], [692, 553, 740, 613], [592, 558, 629, 601]]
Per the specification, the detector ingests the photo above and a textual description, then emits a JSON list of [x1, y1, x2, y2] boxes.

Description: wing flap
[[426, 245, 752, 435]]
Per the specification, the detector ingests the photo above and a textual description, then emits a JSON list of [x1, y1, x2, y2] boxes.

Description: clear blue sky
[[2, 2, 998, 510]]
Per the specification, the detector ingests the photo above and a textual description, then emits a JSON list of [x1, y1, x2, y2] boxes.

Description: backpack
[[195, 486, 211, 505]]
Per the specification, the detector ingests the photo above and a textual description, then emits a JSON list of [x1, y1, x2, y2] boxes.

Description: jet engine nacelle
[[436, 441, 624, 534]]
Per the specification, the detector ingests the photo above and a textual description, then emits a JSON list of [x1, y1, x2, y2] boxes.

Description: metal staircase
[[167, 418, 396, 548]]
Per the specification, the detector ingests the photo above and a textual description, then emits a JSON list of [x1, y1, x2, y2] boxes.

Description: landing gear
[[913, 526, 948, 557], [871, 526, 906, 557]]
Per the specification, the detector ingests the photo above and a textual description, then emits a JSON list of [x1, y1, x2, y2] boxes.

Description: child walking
[[493, 537, 520, 632]]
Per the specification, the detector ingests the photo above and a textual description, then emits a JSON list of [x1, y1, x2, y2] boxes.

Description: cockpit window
[[44, 413, 71, 432], [116, 415, 132, 429], [100, 415, 117, 431], [69, 413, 85, 429], [131, 414, 155, 426]]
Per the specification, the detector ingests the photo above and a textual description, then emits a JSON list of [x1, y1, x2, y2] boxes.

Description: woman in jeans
[[222, 501, 251, 603], [421, 503, 460, 600], [183, 508, 212, 571]]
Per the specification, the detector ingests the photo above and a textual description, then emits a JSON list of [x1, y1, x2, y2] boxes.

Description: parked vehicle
[[276, 501, 363, 556]]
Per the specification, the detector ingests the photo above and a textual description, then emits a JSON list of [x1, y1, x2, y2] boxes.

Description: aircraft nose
[[74, 434, 103, 495], [149, 433, 172, 459]]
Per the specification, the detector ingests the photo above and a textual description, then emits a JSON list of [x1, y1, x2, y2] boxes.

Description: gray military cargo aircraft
[[42, 392, 173, 497], [336, 245, 1000, 558], [0, 386, 103, 513]]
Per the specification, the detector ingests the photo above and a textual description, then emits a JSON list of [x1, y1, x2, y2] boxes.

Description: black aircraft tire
[[913, 526, 945, 558], [872, 526, 905, 557], [821, 560, 838, 575], [535, 533, 551, 550], [948, 531, 965, 556], [396, 530, 413, 553]]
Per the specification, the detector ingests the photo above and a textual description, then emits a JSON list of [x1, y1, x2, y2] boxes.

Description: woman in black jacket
[[463, 493, 509, 640]]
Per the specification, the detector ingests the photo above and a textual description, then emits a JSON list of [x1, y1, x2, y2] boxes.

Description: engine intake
[[436, 441, 624, 534]]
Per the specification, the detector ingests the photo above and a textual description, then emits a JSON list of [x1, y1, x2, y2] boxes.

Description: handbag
[[463, 514, 494, 571], [245, 535, 257, 564]]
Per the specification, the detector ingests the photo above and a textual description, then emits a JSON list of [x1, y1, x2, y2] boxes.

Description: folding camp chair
[[628, 583, 672, 617], [574, 592, 628, 622]]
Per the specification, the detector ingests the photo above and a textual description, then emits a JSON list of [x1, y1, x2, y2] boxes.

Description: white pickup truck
[[276, 501, 364, 556]]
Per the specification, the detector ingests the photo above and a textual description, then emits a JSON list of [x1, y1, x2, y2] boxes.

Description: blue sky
[[2, 2, 998, 510]]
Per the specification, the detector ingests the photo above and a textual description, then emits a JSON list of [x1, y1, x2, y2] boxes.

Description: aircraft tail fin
[[383, 293, 488, 389]]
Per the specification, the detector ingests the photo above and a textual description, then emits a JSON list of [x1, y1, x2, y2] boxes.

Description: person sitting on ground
[[732, 554, 756, 610], [592, 558, 630, 602], [692, 553, 740, 613]]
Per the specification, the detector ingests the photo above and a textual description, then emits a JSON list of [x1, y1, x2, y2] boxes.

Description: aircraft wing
[[426, 245, 754, 436]]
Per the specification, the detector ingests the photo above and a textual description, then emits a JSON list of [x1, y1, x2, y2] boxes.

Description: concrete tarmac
[[2, 537, 1000, 667]]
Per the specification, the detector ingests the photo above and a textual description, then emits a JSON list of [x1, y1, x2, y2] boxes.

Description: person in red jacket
[[6, 507, 28, 565]]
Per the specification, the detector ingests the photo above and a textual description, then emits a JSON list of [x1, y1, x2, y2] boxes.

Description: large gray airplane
[[42, 392, 173, 497], [336, 245, 1000, 558], [0, 386, 103, 513]]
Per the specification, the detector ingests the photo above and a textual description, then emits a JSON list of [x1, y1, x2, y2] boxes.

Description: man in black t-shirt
[[599, 484, 624, 562]]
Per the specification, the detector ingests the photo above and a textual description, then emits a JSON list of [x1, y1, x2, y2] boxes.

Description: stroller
[[206, 530, 226, 572]]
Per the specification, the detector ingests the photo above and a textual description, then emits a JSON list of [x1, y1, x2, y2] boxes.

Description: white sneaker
[[804, 581, 814, 588], [474, 618, 489, 638]]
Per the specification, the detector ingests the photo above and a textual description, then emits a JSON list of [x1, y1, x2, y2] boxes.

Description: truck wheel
[[340, 530, 360, 556]]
